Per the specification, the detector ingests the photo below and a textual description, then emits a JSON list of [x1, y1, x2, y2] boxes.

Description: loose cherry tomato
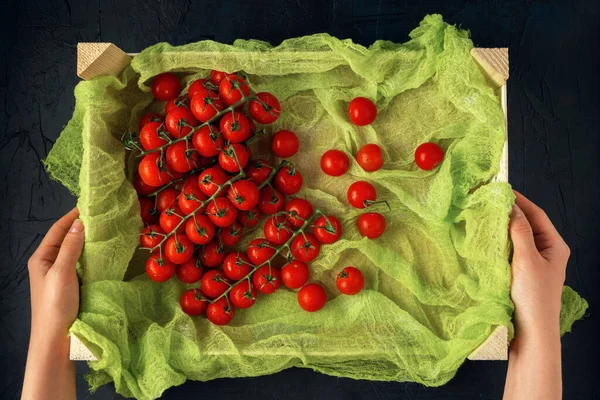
[[274, 165, 303, 195], [357, 212, 386, 239], [180, 288, 208, 316], [164, 233, 195, 264], [145, 253, 175, 282], [227, 180, 259, 211], [220, 111, 251, 143], [280, 260, 309, 289], [192, 125, 223, 157], [159, 204, 185, 234], [166, 96, 189, 115], [297, 283, 327, 312], [284, 198, 313, 227], [247, 238, 276, 265], [138, 152, 174, 187], [271, 130, 299, 158], [178, 176, 207, 215], [190, 91, 224, 123], [139, 112, 163, 131], [290, 233, 320, 262], [252, 265, 281, 294], [312, 215, 342, 244], [320, 150, 349, 176], [198, 167, 229, 197], [222, 251, 253, 281], [245, 159, 273, 185], [152, 73, 181, 101], [140, 224, 164, 252], [237, 207, 261, 228], [229, 280, 257, 309], [356, 144, 383, 172], [134, 173, 157, 196], [219, 144, 249, 173], [347, 181, 377, 209], [176, 257, 203, 284], [156, 187, 179, 213], [248, 92, 280, 124], [258, 186, 285, 215], [140, 121, 169, 151], [201, 269, 230, 299], [264, 216, 293, 245], [210, 70, 228, 86], [198, 239, 226, 268], [187, 79, 212, 100], [219, 73, 250, 106], [139, 197, 158, 224], [414, 142, 444, 170], [166, 141, 200, 173], [206, 197, 238, 227], [348, 97, 377, 126], [165, 107, 198, 138], [206, 297, 235, 325], [336, 266, 364, 295], [185, 214, 215, 245], [218, 221, 243, 247]]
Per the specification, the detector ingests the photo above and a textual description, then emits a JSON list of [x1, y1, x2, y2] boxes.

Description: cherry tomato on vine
[[237, 207, 261, 228], [297, 283, 327, 312], [227, 179, 259, 211], [219, 73, 250, 106], [312, 215, 342, 244], [178, 176, 207, 215], [348, 97, 377, 126], [139, 112, 163, 131], [245, 159, 273, 185], [176, 257, 203, 284], [264, 216, 293, 245], [248, 92, 281, 124], [156, 188, 179, 213], [219, 144, 249, 173], [201, 269, 231, 299], [271, 130, 299, 158], [247, 238, 276, 265], [190, 91, 224, 123], [185, 214, 215, 245], [229, 280, 257, 309], [320, 150, 349, 176], [145, 253, 175, 283], [159, 204, 185, 234], [164, 233, 194, 264], [139, 197, 158, 224], [357, 212, 386, 239], [284, 198, 314, 227], [187, 79, 212, 100], [206, 197, 238, 228], [165, 107, 198, 139], [198, 167, 229, 197], [140, 224, 164, 251], [258, 186, 285, 215], [206, 297, 235, 325], [220, 111, 251, 143], [252, 265, 281, 295], [180, 288, 208, 316], [222, 251, 253, 281], [166, 141, 201, 173], [218, 221, 243, 247], [134, 173, 157, 196], [152, 73, 181, 101], [165, 97, 189, 115], [198, 239, 226, 268], [414, 142, 444, 170], [280, 260, 309, 289], [140, 121, 169, 151], [138, 152, 175, 187], [356, 144, 383, 172], [192, 125, 223, 157], [336, 266, 364, 295], [290, 233, 321, 262], [347, 181, 377, 209], [210, 70, 228, 86], [274, 165, 303, 195]]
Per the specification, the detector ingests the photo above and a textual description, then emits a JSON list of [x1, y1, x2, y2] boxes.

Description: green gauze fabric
[[44, 14, 588, 400]]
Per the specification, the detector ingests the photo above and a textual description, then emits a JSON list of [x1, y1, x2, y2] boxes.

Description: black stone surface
[[1, 0, 598, 398]]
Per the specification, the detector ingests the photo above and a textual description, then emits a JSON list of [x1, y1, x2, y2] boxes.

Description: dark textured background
[[1, 0, 598, 399]]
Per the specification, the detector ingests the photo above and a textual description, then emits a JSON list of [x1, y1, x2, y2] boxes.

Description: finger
[[509, 204, 538, 260], [53, 218, 85, 273], [513, 191, 565, 253]]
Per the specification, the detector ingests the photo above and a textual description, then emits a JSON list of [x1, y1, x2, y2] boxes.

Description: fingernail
[[69, 219, 84, 233], [511, 204, 523, 217]]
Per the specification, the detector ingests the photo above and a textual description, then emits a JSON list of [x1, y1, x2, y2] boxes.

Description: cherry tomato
[[206, 197, 238, 227], [258, 186, 285, 215], [356, 144, 383, 172], [220, 111, 251, 143], [284, 198, 314, 227], [297, 283, 327, 312], [245, 159, 273, 185], [185, 214, 215, 245], [218, 221, 243, 247], [229, 280, 257, 309], [206, 297, 235, 325], [178, 176, 207, 215], [140, 121, 169, 151], [290, 233, 321, 262], [151, 73, 181, 101], [248, 92, 281, 124], [198, 167, 229, 197], [274, 165, 303, 195], [414, 142, 444, 170], [156, 187, 179, 213], [348, 97, 377, 126], [165, 107, 198, 139], [247, 238, 276, 265], [357, 212, 386, 239], [210, 70, 228, 86], [192, 125, 224, 157], [222, 251, 253, 281], [134, 173, 157, 196], [219, 73, 250, 106], [176, 257, 203, 284], [138, 152, 174, 187], [346, 180, 377, 209], [198, 239, 226, 268], [145, 253, 175, 283], [139, 112, 163, 131], [201, 269, 231, 299], [165, 97, 189, 115], [252, 265, 281, 295], [237, 207, 261, 228], [187, 78, 212, 100], [336, 266, 364, 295], [280, 260, 309, 289], [227, 180, 259, 211], [320, 150, 349, 176], [271, 130, 299, 158], [219, 144, 249, 173], [190, 91, 224, 123], [264, 216, 293, 245], [164, 233, 195, 264], [312, 215, 342, 244], [159, 204, 185, 234], [180, 288, 208, 316], [140, 224, 164, 252], [166, 141, 200, 173], [139, 197, 158, 224]]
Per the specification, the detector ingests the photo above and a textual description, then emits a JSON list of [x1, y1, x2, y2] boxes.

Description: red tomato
[[229, 281, 257, 309], [218, 221, 243, 247], [192, 125, 224, 157], [206, 297, 235, 325], [274, 165, 303, 195], [210, 70, 228, 86], [237, 207, 261, 228], [151, 73, 181, 101], [156, 188, 179, 213], [290, 233, 320, 262], [206, 197, 238, 227], [280, 260, 309, 289], [245, 159, 273, 185], [134, 173, 157, 196], [185, 214, 215, 245], [336, 266, 364, 295], [165, 107, 198, 138], [190, 91, 224, 123], [258, 186, 285, 215], [356, 144, 383, 172], [252, 265, 281, 295], [312, 215, 342, 244], [198, 239, 226, 268], [284, 198, 314, 227], [220, 111, 251, 143], [187, 79, 211, 100], [139, 197, 158, 224], [222, 251, 253, 281], [180, 288, 208, 316], [247, 238, 276, 265], [201, 269, 231, 299], [166, 141, 201, 173], [178, 176, 207, 215], [138, 152, 174, 187], [414, 142, 444, 170], [271, 130, 299, 158], [320, 150, 349, 176], [139, 112, 162, 131], [166, 97, 189, 115], [140, 224, 164, 252], [165, 233, 195, 264], [140, 121, 169, 151], [198, 167, 229, 197], [297, 283, 327, 312], [357, 212, 386, 239], [227, 180, 259, 211], [219, 73, 250, 106], [145, 253, 175, 282], [219, 144, 249, 173], [159, 204, 185, 234], [347, 181, 376, 209], [248, 92, 280, 124], [348, 97, 377, 126], [264, 216, 293, 245], [176, 257, 203, 283]]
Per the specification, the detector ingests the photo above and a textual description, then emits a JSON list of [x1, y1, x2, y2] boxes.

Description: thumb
[[509, 204, 538, 260], [54, 218, 85, 272]]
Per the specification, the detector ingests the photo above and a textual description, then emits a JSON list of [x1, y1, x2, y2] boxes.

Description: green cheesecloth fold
[[44, 14, 588, 400]]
